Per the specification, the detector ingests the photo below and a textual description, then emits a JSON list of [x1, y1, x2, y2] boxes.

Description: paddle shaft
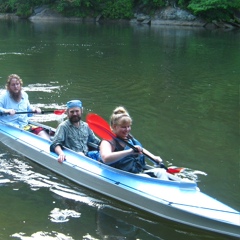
[[0, 110, 65, 116], [115, 136, 168, 170]]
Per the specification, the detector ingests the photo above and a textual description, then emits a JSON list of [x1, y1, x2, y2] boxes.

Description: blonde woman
[[100, 106, 169, 180]]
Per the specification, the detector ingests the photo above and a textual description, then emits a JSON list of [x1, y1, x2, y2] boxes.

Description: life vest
[[109, 137, 145, 173]]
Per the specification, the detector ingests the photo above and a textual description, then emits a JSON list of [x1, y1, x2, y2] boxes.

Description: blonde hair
[[6, 74, 23, 90], [110, 106, 132, 128]]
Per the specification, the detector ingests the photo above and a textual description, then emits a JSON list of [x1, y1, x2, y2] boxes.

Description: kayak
[[0, 121, 239, 238]]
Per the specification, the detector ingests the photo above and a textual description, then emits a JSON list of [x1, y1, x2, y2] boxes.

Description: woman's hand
[[153, 156, 163, 164], [132, 145, 143, 154], [132, 146, 163, 164]]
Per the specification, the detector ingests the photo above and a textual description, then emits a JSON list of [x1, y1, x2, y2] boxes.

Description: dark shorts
[[23, 124, 44, 135]]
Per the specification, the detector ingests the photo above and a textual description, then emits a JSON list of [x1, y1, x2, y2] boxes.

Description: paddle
[[86, 113, 183, 174], [0, 109, 65, 116]]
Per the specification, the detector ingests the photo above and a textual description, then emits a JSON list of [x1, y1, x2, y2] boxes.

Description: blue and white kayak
[[0, 121, 239, 238]]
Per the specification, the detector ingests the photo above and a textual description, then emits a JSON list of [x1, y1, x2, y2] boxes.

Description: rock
[[133, 7, 206, 27], [151, 19, 205, 27], [96, 15, 103, 22], [29, 7, 63, 21], [234, 10, 240, 23], [212, 20, 236, 29], [33, 5, 49, 15], [136, 13, 151, 22], [0, 13, 19, 20], [29, 6, 96, 22], [142, 19, 151, 24], [153, 7, 196, 21]]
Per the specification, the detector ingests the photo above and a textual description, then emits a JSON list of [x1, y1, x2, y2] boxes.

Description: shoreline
[[0, 10, 239, 30]]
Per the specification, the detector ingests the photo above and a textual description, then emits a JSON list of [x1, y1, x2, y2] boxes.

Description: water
[[0, 19, 239, 239]]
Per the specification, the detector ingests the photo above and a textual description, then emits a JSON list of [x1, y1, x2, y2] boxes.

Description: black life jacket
[[109, 137, 145, 173]]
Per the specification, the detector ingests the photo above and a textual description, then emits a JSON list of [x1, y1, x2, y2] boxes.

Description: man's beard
[[69, 115, 81, 124], [10, 90, 21, 102]]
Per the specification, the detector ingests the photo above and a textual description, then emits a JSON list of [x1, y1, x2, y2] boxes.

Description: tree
[[187, 0, 240, 21]]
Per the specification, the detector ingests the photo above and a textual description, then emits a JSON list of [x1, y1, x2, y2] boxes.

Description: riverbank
[[1, 6, 240, 29]]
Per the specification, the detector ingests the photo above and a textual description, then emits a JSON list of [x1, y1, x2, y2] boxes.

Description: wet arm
[[142, 148, 163, 164], [50, 125, 66, 163], [54, 145, 66, 163]]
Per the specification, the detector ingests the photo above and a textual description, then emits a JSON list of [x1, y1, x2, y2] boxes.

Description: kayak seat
[[87, 142, 99, 151]]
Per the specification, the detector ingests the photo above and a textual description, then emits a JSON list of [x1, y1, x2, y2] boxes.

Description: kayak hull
[[0, 122, 239, 238]]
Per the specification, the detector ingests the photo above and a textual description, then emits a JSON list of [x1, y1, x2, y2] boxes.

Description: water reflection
[[96, 208, 139, 239], [95, 206, 229, 240]]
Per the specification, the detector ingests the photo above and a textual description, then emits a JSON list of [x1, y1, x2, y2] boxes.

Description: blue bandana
[[66, 100, 82, 109]]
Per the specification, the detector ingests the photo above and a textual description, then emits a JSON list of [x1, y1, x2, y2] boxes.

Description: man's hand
[[58, 153, 66, 163]]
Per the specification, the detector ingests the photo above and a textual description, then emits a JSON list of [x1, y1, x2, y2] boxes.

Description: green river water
[[0, 19, 239, 240]]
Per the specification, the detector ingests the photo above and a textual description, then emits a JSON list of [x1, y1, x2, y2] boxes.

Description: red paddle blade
[[87, 113, 110, 130], [86, 113, 115, 140], [167, 167, 184, 174], [53, 110, 66, 115], [89, 123, 114, 141]]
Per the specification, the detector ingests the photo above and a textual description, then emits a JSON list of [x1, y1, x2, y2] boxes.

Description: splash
[[24, 84, 61, 93], [0, 157, 104, 207], [11, 231, 74, 239], [49, 208, 81, 223], [174, 168, 207, 182]]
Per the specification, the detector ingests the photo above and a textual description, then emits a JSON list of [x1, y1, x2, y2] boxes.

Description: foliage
[[188, 0, 240, 13], [101, 0, 134, 19], [0, 0, 14, 12], [178, 0, 191, 8], [0, 0, 52, 17], [53, 0, 98, 17], [187, 0, 240, 21], [134, 0, 165, 8], [0, 0, 240, 21], [133, 0, 165, 14]]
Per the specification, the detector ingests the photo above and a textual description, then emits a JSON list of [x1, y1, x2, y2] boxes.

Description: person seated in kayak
[[50, 100, 101, 163], [99, 106, 169, 180], [0, 74, 50, 140]]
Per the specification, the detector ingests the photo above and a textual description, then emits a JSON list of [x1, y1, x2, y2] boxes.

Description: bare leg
[[144, 168, 169, 180], [38, 130, 50, 140], [137, 173, 151, 178]]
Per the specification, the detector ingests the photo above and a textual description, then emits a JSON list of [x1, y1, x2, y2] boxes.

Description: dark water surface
[[0, 19, 239, 239]]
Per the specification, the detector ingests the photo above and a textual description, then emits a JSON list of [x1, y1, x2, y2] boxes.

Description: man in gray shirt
[[50, 100, 100, 163]]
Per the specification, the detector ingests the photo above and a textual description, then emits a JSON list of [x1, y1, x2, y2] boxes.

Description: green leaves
[[187, 0, 240, 21], [102, 0, 134, 19]]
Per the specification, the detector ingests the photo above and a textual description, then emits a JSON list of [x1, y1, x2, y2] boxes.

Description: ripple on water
[[11, 231, 75, 239], [0, 156, 104, 206]]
